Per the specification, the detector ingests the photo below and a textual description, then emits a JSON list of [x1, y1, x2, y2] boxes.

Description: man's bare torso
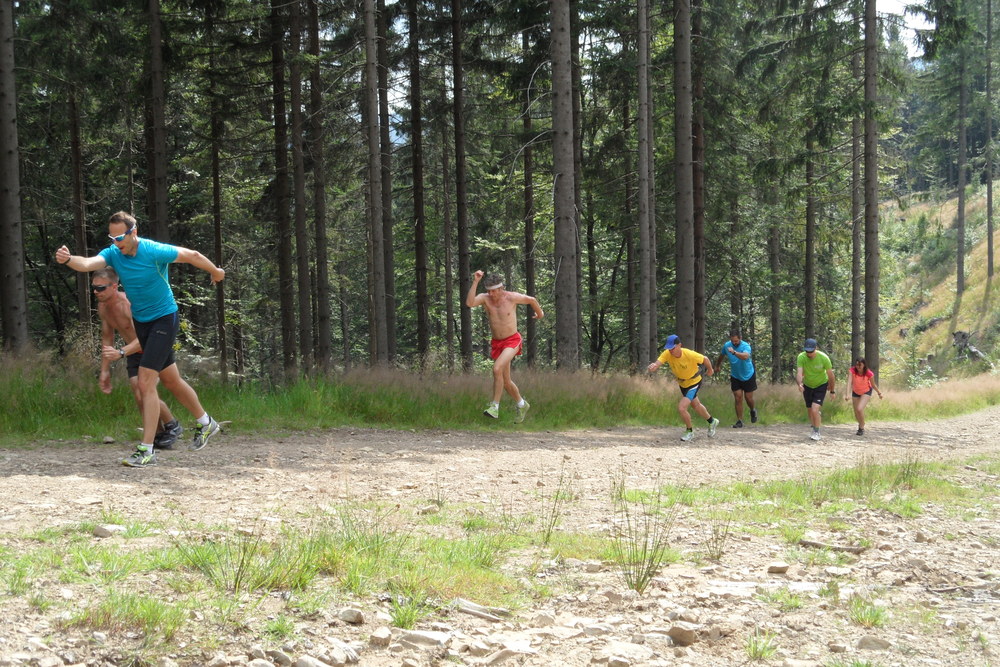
[[99, 293, 138, 343], [483, 292, 520, 340]]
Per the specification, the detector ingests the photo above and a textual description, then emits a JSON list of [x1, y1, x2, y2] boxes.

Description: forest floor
[[1, 406, 999, 667]]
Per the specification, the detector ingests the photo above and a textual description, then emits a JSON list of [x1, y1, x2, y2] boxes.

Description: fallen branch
[[797, 539, 867, 555], [452, 597, 511, 622]]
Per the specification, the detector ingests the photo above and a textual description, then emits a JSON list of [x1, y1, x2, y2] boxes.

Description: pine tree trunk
[[636, 0, 652, 364], [551, 0, 579, 368], [729, 190, 740, 327], [452, 0, 472, 370], [692, 0, 705, 352], [0, 0, 27, 351], [957, 57, 967, 296], [863, 0, 880, 379], [377, 0, 396, 361], [769, 223, 782, 382], [622, 97, 636, 371], [271, 0, 296, 373], [409, 0, 429, 362], [851, 45, 862, 363], [308, 0, 331, 372], [207, 11, 227, 382], [572, 4, 584, 362], [674, 0, 695, 344], [442, 121, 455, 373], [587, 190, 598, 367], [69, 91, 91, 329], [522, 32, 537, 367], [646, 20, 658, 357], [289, 0, 313, 371], [364, 0, 388, 364], [147, 0, 169, 241], [851, 103, 864, 362], [989, 0, 995, 278], [804, 138, 816, 338]]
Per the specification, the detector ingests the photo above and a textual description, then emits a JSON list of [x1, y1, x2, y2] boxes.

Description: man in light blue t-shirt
[[714, 329, 758, 428], [56, 211, 226, 467]]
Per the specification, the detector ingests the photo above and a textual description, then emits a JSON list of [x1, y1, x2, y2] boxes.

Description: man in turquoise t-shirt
[[714, 329, 758, 428], [795, 338, 836, 441], [56, 211, 226, 467]]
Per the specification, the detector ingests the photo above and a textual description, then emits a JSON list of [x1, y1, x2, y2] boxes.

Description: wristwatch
[[119, 348, 125, 358]]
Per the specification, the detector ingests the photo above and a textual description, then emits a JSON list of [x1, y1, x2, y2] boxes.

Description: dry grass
[[883, 184, 1000, 379]]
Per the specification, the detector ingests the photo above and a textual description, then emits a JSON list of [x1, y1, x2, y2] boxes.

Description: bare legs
[[807, 402, 822, 429], [136, 363, 207, 443], [732, 389, 756, 422], [852, 393, 871, 430], [678, 396, 711, 429], [128, 377, 173, 431], [491, 347, 523, 405]]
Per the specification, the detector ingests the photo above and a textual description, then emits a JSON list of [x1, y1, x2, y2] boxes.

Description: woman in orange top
[[847, 358, 883, 436]]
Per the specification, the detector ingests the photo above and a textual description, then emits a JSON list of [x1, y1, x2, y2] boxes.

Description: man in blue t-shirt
[[56, 211, 226, 467], [714, 329, 758, 428]]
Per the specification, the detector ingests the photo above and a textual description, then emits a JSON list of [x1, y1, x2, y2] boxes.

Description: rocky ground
[[1, 407, 999, 667]]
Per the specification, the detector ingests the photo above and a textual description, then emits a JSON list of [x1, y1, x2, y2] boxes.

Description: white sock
[[197, 413, 211, 426], [491, 402, 499, 409], [140, 442, 154, 450], [517, 399, 526, 408]]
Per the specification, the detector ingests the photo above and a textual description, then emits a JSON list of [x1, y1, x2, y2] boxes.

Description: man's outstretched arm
[[55, 246, 106, 273], [174, 247, 225, 283]]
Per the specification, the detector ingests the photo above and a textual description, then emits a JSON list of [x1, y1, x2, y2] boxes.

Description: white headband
[[486, 282, 504, 290]]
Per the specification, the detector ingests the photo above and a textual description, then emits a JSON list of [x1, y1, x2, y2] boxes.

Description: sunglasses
[[92, 284, 111, 292], [108, 229, 133, 242]]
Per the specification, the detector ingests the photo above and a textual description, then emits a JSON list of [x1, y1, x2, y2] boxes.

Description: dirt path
[[1, 408, 998, 666], [0, 408, 987, 534]]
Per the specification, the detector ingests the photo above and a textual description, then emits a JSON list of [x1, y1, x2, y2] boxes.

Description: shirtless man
[[93, 267, 184, 449], [465, 270, 544, 423]]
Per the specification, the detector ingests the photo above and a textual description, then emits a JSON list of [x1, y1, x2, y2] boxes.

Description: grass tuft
[[744, 627, 779, 661], [610, 468, 678, 594], [66, 590, 187, 642]]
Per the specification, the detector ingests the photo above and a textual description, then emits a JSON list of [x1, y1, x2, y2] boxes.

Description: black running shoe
[[154, 419, 183, 450]]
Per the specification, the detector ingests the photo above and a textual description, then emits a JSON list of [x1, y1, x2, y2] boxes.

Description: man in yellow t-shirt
[[647, 334, 721, 442]]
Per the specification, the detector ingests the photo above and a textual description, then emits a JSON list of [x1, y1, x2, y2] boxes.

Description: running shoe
[[483, 403, 499, 419], [856, 428, 864, 436], [680, 430, 695, 442], [732, 420, 744, 428], [122, 445, 156, 467], [708, 418, 720, 437], [190, 417, 220, 451], [810, 429, 821, 441], [154, 419, 183, 450], [514, 400, 530, 424], [750, 409, 759, 424]]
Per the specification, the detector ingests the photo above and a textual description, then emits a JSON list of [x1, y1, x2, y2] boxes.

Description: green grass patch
[[66, 590, 187, 643], [756, 586, 805, 611], [744, 627, 779, 661], [848, 595, 889, 628]]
